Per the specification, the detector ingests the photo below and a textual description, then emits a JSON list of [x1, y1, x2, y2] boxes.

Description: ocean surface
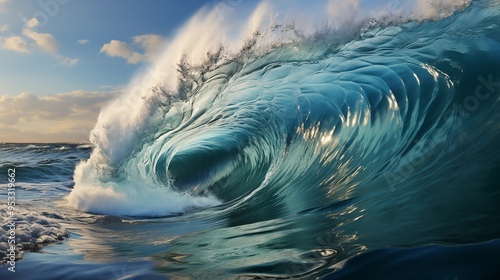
[[2, 0, 500, 279]]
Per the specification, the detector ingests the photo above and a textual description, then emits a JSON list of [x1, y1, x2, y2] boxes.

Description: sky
[[0, 0, 214, 143]]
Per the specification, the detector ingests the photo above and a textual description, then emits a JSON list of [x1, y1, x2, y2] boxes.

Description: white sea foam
[[67, 174, 220, 216], [0, 208, 69, 263]]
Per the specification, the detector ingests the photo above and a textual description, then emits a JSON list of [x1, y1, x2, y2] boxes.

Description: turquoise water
[[2, 0, 500, 279]]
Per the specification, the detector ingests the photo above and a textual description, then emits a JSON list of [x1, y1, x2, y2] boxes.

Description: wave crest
[[66, 0, 500, 217]]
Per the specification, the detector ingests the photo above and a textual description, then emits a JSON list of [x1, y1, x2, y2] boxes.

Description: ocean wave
[[67, 0, 500, 220]]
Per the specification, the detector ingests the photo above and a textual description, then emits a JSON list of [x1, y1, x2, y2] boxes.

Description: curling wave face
[[67, 0, 500, 232]]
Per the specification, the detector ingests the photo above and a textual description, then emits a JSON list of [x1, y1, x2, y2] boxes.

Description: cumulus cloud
[[100, 40, 133, 59], [131, 34, 164, 61], [78, 39, 90, 45], [25, 17, 38, 29], [0, 90, 120, 143], [0, 17, 78, 65], [0, 36, 30, 53], [100, 34, 165, 64], [22, 18, 60, 53], [23, 29, 60, 53]]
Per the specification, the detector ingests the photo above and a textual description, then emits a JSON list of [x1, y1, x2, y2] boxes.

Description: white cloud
[[100, 34, 165, 64], [0, 17, 79, 65], [0, 90, 120, 143], [22, 18, 60, 53], [133, 34, 164, 54], [0, 36, 30, 53], [78, 39, 90, 45], [0, 0, 9, 13], [23, 29, 60, 53], [129, 34, 164, 63], [100, 39, 133, 59], [25, 17, 39, 29], [0, 24, 8, 32]]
